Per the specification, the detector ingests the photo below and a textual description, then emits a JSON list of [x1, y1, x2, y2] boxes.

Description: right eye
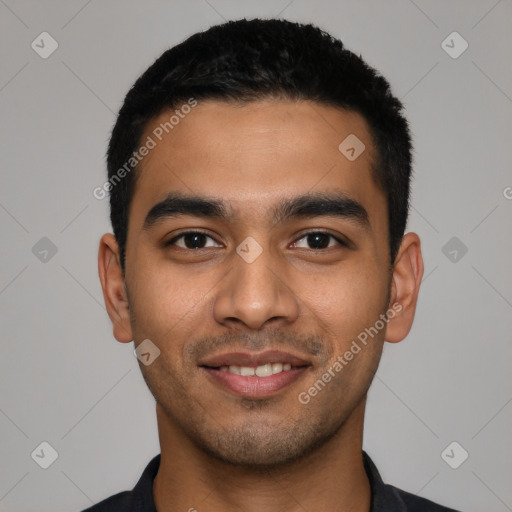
[[164, 231, 223, 250]]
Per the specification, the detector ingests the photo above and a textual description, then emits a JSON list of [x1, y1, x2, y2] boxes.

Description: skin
[[98, 99, 423, 512]]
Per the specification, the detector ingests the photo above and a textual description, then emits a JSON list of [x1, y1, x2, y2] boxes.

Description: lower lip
[[201, 366, 310, 398]]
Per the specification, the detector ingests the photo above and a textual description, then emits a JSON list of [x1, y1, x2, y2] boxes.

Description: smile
[[218, 362, 292, 377]]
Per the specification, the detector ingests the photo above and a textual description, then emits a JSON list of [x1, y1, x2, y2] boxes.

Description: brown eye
[[292, 232, 347, 250], [165, 232, 222, 250]]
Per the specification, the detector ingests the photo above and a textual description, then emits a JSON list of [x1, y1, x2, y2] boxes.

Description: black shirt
[[82, 451, 461, 511]]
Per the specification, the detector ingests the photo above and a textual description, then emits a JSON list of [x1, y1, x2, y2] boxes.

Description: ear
[[98, 233, 133, 343], [385, 232, 424, 343]]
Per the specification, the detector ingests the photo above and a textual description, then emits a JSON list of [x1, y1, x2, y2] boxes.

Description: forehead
[[130, 99, 385, 230]]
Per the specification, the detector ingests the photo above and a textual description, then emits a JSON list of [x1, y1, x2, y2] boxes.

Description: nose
[[212, 242, 300, 330]]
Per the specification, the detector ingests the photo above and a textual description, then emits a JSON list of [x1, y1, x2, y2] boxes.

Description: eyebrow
[[142, 191, 370, 231]]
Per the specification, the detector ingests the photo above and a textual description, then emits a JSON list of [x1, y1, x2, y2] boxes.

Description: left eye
[[292, 232, 345, 250]]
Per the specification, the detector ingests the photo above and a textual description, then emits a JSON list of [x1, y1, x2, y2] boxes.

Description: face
[[100, 99, 419, 468]]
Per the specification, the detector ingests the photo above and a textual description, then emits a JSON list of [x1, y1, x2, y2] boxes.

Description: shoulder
[[385, 482, 462, 511], [80, 454, 160, 512], [362, 451, 462, 512], [81, 491, 135, 512]]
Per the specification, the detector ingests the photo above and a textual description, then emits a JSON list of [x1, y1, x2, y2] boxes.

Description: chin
[[189, 416, 342, 470]]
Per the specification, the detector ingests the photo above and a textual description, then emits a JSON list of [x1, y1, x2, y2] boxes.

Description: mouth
[[198, 350, 312, 398]]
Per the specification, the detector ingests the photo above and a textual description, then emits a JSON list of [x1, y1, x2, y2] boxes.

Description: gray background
[[1, 1, 511, 511]]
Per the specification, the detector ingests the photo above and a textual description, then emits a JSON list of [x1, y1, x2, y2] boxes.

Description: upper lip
[[198, 349, 311, 368]]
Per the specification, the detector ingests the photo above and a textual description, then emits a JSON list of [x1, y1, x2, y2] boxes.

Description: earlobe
[[385, 232, 424, 343], [98, 233, 133, 343]]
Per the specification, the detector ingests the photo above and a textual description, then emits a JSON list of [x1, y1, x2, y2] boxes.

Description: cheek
[[127, 262, 211, 340], [298, 259, 387, 336]]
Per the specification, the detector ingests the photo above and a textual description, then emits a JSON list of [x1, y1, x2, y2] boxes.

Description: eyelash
[[164, 230, 348, 251]]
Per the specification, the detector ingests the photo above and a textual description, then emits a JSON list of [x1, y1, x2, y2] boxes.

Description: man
[[88, 18, 461, 512]]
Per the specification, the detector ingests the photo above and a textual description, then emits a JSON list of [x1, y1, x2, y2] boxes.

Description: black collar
[[85, 451, 460, 511]]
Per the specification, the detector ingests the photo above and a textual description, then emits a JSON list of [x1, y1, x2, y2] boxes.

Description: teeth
[[272, 363, 283, 374], [240, 366, 255, 376], [220, 362, 294, 377], [228, 365, 241, 375], [255, 364, 272, 377]]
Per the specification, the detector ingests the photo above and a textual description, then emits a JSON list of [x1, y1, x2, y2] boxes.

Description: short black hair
[[106, 18, 412, 274]]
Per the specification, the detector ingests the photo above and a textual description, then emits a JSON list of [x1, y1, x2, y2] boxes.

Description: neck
[[153, 401, 371, 512]]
